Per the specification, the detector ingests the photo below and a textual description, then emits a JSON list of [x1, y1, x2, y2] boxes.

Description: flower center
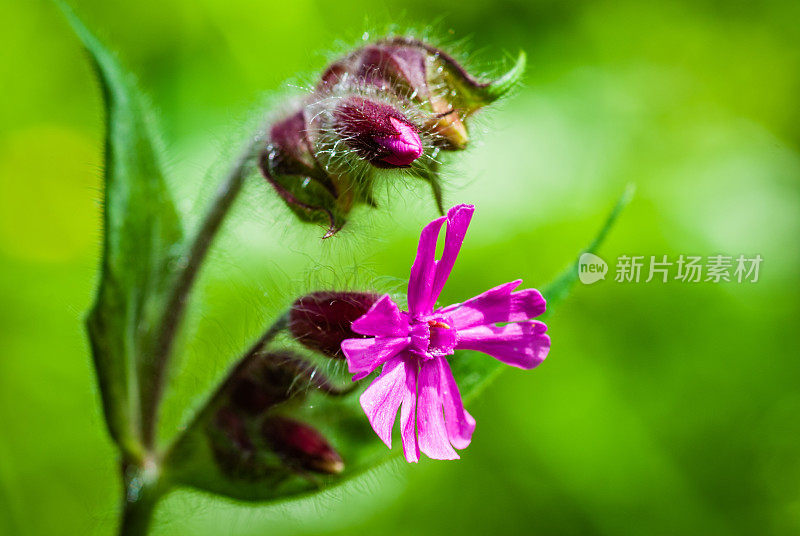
[[409, 318, 457, 360]]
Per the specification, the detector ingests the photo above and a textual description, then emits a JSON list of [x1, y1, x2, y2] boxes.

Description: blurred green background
[[2, 0, 800, 534]]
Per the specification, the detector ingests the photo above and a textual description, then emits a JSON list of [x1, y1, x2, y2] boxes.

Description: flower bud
[[267, 109, 319, 178], [259, 109, 344, 238], [320, 37, 526, 150], [260, 37, 525, 236], [199, 349, 350, 482], [333, 96, 423, 168], [263, 416, 344, 474], [227, 350, 350, 416], [260, 96, 426, 238], [208, 406, 263, 480], [289, 291, 380, 358], [214, 406, 254, 453]]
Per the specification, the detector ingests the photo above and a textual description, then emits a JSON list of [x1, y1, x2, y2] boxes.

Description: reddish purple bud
[[258, 37, 524, 236], [228, 375, 279, 416], [289, 291, 380, 358], [333, 96, 423, 168], [226, 350, 349, 416], [214, 407, 254, 453], [320, 38, 526, 151], [225, 352, 300, 415], [263, 417, 344, 474], [208, 407, 273, 481], [267, 109, 318, 177]]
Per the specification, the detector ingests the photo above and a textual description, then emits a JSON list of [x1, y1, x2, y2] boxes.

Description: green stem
[[142, 139, 261, 449], [118, 460, 165, 536]]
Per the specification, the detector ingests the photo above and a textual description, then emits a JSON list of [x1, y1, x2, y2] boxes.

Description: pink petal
[[375, 117, 424, 167], [351, 294, 408, 338], [407, 215, 446, 317], [429, 205, 474, 310], [441, 280, 546, 330], [407, 205, 475, 317], [416, 359, 459, 460], [342, 336, 410, 381], [456, 321, 550, 369], [359, 356, 412, 448], [437, 356, 475, 450], [399, 360, 420, 462]]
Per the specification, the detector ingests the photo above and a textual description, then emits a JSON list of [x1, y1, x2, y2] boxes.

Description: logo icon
[[578, 253, 607, 284]]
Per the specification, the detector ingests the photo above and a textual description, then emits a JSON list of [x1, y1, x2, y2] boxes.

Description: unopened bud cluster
[[208, 349, 349, 479], [206, 291, 380, 480], [259, 37, 525, 236]]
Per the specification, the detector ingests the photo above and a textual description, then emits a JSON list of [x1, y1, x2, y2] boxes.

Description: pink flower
[[341, 205, 550, 462]]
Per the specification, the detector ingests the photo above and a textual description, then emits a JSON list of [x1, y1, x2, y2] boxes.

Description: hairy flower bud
[[333, 96, 423, 167], [259, 36, 525, 237], [263, 416, 344, 474], [201, 350, 350, 481], [268, 109, 318, 177], [214, 406, 254, 453], [260, 110, 344, 238], [289, 291, 380, 358], [208, 406, 263, 480], [320, 37, 526, 150], [226, 349, 350, 417]]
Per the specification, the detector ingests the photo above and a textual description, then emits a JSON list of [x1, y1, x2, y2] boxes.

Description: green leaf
[[164, 187, 633, 502], [57, 2, 183, 459]]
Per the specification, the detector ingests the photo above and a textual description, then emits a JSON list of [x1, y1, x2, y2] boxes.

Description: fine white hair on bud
[[258, 36, 526, 238], [308, 84, 443, 174]]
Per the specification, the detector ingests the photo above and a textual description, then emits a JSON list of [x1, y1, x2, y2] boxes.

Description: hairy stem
[[142, 138, 260, 449]]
